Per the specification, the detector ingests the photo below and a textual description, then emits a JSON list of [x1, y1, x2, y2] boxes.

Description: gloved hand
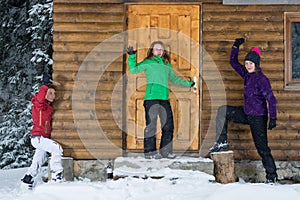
[[190, 82, 195, 87], [268, 118, 277, 130], [127, 46, 136, 55], [233, 38, 245, 48], [42, 72, 52, 87]]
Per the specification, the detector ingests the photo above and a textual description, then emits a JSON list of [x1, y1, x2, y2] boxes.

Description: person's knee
[[52, 142, 63, 155], [162, 123, 174, 133], [58, 144, 63, 155], [217, 105, 227, 115], [144, 126, 156, 137]]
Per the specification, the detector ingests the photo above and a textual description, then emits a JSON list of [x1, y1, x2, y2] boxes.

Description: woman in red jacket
[[21, 74, 63, 187]]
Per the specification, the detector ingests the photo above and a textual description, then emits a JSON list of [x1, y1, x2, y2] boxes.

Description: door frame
[[122, 2, 203, 155]]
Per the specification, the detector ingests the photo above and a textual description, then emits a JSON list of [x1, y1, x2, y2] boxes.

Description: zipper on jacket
[[39, 110, 42, 126]]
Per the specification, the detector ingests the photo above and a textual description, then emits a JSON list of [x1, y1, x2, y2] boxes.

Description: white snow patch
[[1, 167, 300, 200]]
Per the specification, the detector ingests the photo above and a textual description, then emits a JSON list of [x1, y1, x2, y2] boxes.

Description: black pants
[[143, 100, 174, 156], [216, 105, 278, 180]]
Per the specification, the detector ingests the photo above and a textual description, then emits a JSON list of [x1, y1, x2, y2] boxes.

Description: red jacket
[[30, 85, 53, 138]]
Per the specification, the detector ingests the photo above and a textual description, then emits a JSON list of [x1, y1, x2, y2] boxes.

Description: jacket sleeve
[[260, 77, 277, 119], [128, 54, 147, 74], [34, 85, 48, 105], [168, 65, 193, 87], [230, 46, 247, 78]]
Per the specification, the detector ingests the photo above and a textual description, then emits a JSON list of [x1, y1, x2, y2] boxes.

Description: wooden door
[[126, 4, 200, 152]]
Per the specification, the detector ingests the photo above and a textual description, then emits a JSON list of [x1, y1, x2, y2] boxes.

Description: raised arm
[[230, 38, 247, 78], [127, 47, 147, 74]]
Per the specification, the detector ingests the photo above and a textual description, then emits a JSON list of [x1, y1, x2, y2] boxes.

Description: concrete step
[[113, 156, 213, 178]]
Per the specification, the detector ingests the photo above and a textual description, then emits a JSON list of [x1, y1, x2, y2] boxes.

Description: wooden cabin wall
[[202, 3, 300, 160], [52, 0, 124, 159], [52, 0, 300, 161]]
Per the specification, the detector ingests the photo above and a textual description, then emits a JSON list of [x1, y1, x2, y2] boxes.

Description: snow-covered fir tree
[[0, 0, 53, 169]]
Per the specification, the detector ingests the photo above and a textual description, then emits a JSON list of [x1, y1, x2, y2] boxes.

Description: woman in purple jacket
[[209, 38, 278, 184]]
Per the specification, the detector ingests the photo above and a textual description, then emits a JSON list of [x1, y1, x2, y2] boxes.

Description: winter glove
[[42, 72, 52, 87], [127, 46, 136, 55], [268, 118, 277, 130], [233, 38, 245, 48]]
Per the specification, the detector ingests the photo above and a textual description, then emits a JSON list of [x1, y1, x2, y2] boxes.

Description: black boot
[[209, 141, 229, 153], [265, 177, 277, 184], [21, 174, 34, 184]]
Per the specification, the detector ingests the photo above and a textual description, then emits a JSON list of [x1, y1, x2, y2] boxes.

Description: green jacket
[[128, 54, 193, 100]]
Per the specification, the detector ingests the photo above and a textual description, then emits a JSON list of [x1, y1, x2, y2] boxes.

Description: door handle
[[193, 76, 197, 93]]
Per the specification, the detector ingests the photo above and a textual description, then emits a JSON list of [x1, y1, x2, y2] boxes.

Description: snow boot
[[21, 174, 34, 189], [265, 177, 277, 185], [145, 152, 162, 159], [161, 153, 176, 159], [209, 141, 229, 153], [51, 171, 63, 182], [21, 174, 34, 184]]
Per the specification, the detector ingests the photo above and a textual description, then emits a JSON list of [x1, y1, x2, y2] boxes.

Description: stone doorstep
[[113, 156, 214, 179], [113, 158, 300, 183], [48, 156, 300, 183]]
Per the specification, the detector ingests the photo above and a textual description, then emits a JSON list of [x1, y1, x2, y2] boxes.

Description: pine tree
[[0, 0, 53, 169]]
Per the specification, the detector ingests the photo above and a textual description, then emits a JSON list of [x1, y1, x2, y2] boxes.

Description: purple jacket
[[230, 47, 277, 119]]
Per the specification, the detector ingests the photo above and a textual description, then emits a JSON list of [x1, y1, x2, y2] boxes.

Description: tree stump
[[48, 157, 74, 181], [210, 151, 236, 184], [61, 157, 74, 181]]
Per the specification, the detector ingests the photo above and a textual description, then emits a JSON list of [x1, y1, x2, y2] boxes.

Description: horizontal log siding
[[52, 1, 124, 159], [52, 1, 300, 161], [202, 3, 300, 160]]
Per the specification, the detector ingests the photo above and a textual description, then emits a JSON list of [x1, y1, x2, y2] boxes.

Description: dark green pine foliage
[[0, 0, 53, 169]]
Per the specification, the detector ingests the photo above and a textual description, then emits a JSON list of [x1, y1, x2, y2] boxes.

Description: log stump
[[210, 151, 236, 184], [48, 157, 74, 181]]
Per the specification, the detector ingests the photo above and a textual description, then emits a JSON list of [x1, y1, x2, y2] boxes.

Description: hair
[[47, 85, 56, 91], [144, 41, 170, 64]]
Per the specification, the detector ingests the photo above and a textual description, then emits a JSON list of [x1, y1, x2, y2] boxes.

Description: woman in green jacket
[[127, 41, 195, 159]]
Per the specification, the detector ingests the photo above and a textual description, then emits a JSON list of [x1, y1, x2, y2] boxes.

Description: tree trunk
[[211, 151, 236, 184]]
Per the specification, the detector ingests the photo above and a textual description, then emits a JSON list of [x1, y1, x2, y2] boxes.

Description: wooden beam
[[223, 0, 300, 5]]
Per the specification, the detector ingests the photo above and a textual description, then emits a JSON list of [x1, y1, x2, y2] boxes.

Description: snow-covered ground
[[1, 167, 300, 200]]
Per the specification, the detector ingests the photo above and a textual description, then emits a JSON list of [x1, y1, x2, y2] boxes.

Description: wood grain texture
[[52, 1, 300, 160]]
